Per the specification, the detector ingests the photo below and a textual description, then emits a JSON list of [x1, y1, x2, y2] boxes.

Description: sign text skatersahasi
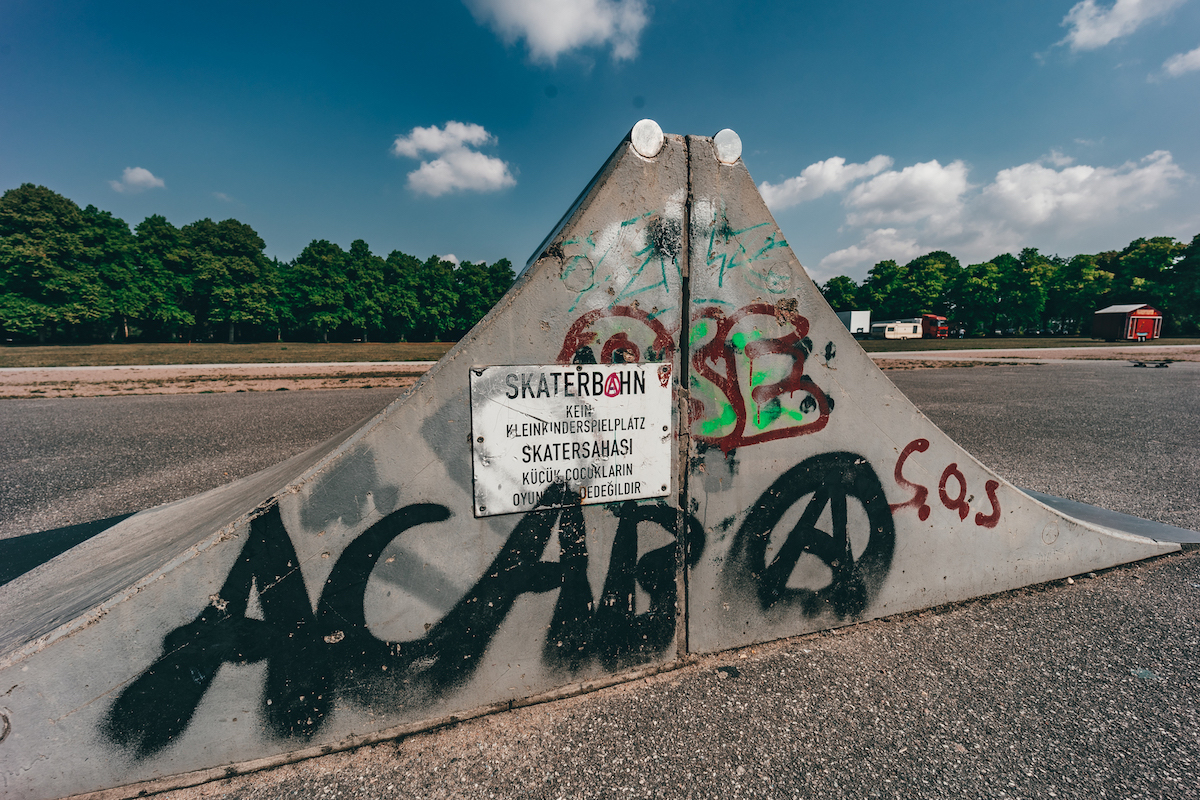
[[470, 363, 674, 516]]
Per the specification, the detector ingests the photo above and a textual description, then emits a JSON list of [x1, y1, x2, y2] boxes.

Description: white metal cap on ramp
[[0, 124, 1185, 800]]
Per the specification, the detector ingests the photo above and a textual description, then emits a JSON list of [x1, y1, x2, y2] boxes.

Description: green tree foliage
[[486, 258, 516, 301], [819, 275, 860, 311], [1107, 237, 1185, 325], [994, 249, 1048, 331], [283, 239, 348, 342], [858, 260, 904, 319], [410, 255, 459, 341], [381, 250, 420, 341], [9, 184, 1195, 344], [450, 257, 516, 338], [342, 239, 385, 342], [81, 205, 142, 340], [1171, 235, 1200, 333], [895, 251, 960, 317], [0, 184, 94, 341], [134, 215, 194, 339], [185, 219, 278, 342], [1045, 253, 1112, 334], [950, 261, 1002, 334]]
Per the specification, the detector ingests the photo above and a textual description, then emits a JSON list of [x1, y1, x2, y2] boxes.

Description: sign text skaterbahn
[[470, 363, 674, 517]]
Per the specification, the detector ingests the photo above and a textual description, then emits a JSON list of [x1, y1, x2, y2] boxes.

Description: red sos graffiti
[[889, 438, 1001, 528]]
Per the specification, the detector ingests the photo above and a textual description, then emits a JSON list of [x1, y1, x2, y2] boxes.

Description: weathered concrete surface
[[679, 134, 1176, 655], [0, 127, 1186, 800], [0, 129, 692, 800]]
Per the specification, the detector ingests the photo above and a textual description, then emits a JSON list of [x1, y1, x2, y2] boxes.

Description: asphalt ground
[[891, 360, 1200, 533], [0, 388, 401, 539], [3, 362, 1198, 799]]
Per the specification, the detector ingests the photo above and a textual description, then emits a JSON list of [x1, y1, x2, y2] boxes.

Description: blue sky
[[3, 0, 1199, 284]]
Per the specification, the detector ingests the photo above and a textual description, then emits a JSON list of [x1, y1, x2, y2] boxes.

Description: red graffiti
[[557, 302, 832, 454], [556, 306, 675, 365], [938, 464, 969, 521], [890, 439, 1002, 528], [974, 480, 1001, 528], [889, 438, 932, 521], [690, 302, 831, 453]]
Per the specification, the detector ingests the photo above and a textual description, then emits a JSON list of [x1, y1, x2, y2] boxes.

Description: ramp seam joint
[[676, 134, 694, 658]]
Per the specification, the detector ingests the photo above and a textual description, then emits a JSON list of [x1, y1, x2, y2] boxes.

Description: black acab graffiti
[[103, 486, 704, 757], [104, 454, 898, 758], [724, 452, 896, 621]]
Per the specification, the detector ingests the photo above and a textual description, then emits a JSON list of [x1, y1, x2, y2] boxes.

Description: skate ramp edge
[[0, 122, 1190, 800]]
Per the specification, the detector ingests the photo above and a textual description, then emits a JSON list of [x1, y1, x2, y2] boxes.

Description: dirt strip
[[2, 346, 1196, 398], [0, 362, 436, 399], [875, 359, 1040, 370], [871, 345, 1200, 362]]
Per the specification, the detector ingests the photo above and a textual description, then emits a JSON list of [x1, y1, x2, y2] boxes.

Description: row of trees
[[0, 184, 515, 343], [5, 182, 1198, 343], [819, 237, 1200, 336]]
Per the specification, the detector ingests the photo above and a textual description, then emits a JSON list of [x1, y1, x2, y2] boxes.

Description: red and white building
[[1092, 304, 1163, 341]]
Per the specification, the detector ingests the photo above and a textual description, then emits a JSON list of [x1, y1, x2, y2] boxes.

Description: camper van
[[870, 319, 922, 340]]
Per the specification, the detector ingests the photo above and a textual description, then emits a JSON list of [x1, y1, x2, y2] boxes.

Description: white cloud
[[441, 253, 460, 264], [213, 192, 235, 203], [391, 121, 492, 159], [759, 155, 892, 210], [844, 160, 972, 227], [1163, 45, 1200, 76], [391, 121, 516, 197], [788, 149, 1187, 277], [109, 166, 165, 194], [980, 150, 1184, 228], [1059, 0, 1185, 52], [818, 228, 922, 275], [464, 0, 650, 63], [1044, 149, 1076, 167]]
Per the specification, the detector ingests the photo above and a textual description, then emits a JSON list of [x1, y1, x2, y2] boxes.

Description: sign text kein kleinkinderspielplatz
[[469, 363, 674, 516]]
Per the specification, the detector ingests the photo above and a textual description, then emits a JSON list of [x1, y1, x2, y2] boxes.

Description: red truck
[[921, 314, 949, 339]]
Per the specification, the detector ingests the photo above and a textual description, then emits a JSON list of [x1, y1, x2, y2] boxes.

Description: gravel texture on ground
[[0, 388, 403, 538], [891, 361, 1200, 533]]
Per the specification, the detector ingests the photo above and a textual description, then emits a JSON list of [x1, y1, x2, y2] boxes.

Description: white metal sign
[[470, 363, 674, 517]]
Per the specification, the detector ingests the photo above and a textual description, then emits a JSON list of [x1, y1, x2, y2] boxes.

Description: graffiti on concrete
[[723, 452, 896, 620], [689, 302, 832, 454], [890, 438, 1001, 528], [104, 487, 704, 757], [697, 206, 793, 295], [557, 305, 676, 365], [558, 209, 683, 313], [558, 302, 834, 454]]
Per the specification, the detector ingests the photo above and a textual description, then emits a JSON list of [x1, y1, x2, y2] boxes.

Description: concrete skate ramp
[[0, 123, 1185, 800]]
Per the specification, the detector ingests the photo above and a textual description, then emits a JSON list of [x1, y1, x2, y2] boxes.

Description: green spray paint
[[700, 400, 737, 436], [730, 329, 762, 353]]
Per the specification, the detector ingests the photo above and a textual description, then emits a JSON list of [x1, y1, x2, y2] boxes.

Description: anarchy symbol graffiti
[[726, 452, 896, 620]]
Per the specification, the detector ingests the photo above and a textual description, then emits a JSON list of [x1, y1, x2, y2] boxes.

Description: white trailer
[[836, 310, 872, 337], [870, 319, 922, 340]]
